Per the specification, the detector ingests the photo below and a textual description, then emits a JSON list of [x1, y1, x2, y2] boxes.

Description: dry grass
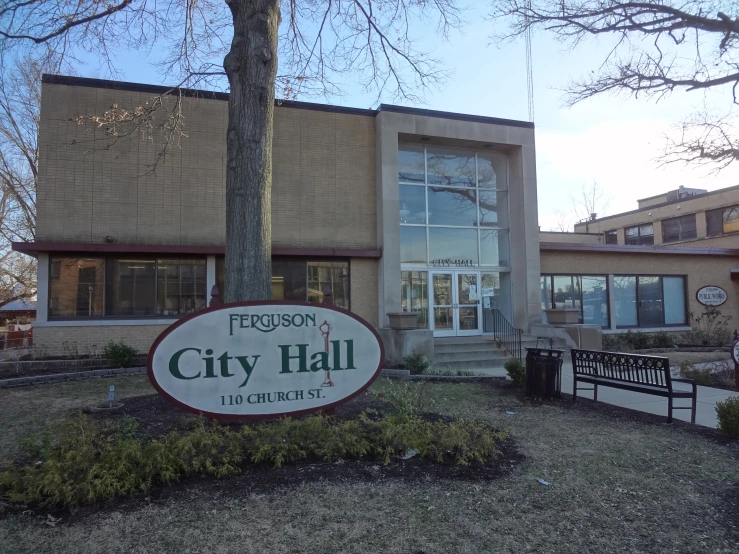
[[0, 378, 737, 553], [663, 351, 731, 366]]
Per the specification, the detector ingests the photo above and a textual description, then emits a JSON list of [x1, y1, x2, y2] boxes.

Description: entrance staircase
[[433, 335, 567, 373]]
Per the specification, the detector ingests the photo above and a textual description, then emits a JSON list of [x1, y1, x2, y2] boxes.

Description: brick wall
[[33, 325, 170, 356], [37, 82, 377, 249], [349, 258, 379, 327]]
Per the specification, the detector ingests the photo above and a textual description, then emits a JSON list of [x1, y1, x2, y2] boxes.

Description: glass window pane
[[480, 229, 510, 266], [479, 190, 508, 228], [105, 259, 156, 316], [216, 257, 225, 302], [307, 261, 348, 309], [49, 257, 104, 318], [605, 230, 618, 244], [401, 271, 428, 329], [156, 259, 206, 316], [426, 147, 476, 187], [614, 276, 637, 327], [663, 277, 686, 325], [638, 276, 663, 327], [707, 209, 724, 236], [399, 185, 426, 224], [477, 152, 507, 189], [400, 226, 427, 264], [273, 259, 307, 302], [553, 276, 577, 310], [427, 187, 477, 226], [429, 227, 478, 265], [582, 276, 609, 327], [640, 224, 653, 236], [724, 207, 739, 233], [541, 275, 552, 312], [398, 144, 425, 184]]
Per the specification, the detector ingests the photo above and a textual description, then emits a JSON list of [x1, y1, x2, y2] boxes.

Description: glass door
[[638, 276, 662, 328], [430, 272, 455, 337], [456, 272, 481, 336]]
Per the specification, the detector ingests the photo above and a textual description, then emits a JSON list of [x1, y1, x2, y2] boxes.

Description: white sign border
[[695, 285, 728, 307], [146, 300, 386, 421]]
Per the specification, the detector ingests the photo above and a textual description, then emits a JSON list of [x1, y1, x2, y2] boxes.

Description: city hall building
[[14, 75, 739, 357], [16, 75, 540, 354]]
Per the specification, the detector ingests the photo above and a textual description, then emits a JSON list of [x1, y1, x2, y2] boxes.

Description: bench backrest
[[571, 349, 672, 389]]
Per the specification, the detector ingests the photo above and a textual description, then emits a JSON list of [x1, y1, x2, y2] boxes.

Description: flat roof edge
[[540, 241, 739, 256]]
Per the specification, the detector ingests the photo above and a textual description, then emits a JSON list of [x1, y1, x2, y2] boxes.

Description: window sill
[[36, 319, 180, 327], [603, 326, 691, 334]]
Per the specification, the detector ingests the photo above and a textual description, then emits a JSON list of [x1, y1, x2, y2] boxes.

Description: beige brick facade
[[33, 325, 170, 356], [37, 83, 377, 249], [349, 258, 379, 327]]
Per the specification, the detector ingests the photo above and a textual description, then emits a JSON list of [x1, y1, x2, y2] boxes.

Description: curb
[[0, 367, 146, 388]]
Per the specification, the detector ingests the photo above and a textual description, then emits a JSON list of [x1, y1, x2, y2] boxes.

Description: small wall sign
[[696, 285, 728, 307], [147, 301, 385, 420]]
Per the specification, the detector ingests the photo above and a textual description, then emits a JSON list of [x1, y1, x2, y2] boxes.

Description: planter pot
[[544, 308, 580, 325], [387, 312, 418, 330]]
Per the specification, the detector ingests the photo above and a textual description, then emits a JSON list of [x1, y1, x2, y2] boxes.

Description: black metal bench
[[571, 349, 697, 423]]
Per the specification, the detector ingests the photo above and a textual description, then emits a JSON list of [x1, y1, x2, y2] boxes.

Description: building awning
[[12, 241, 382, 259]]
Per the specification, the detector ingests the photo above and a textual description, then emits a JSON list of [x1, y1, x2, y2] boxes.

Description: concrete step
[[434, 336, 497, 346], [435, 350, 509, 363], [434, 342, 499, 354], [433, 358, 508, 370]]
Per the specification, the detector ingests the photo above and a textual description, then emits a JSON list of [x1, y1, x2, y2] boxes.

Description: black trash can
[[525, 348, 565, 400]]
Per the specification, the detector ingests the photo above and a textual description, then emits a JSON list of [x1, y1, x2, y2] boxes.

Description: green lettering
[[279, 344, 309, 373], [169, 348, 201, 380], [218, 352, 234, 377], [345, 340, 356, 369], [310, 351, 329, 372], [331, 340, 343, 371], [235, 355, 260, 387]]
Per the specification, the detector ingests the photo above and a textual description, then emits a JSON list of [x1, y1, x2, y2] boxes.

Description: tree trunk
[[222, 0, 280, 302]]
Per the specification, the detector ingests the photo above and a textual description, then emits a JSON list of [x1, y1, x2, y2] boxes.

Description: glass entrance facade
[[398, 144, 512, 335]]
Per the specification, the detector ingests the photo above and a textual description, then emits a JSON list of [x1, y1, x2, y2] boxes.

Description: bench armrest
[[671, 377, 697, 394]]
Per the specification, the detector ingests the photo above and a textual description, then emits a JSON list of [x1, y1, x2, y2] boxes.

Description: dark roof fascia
[[539, 231, 601, 236], [575, 184, 739, 228], [42, 74, 534, 127], [540, 241, 739, 256], [12, 241, 382, 259]]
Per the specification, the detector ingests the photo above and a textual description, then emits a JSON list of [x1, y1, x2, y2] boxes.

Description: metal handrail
[[488, 308, 523, 361]]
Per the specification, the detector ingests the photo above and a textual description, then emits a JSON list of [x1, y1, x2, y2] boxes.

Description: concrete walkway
[[476, 359, 738, 428]]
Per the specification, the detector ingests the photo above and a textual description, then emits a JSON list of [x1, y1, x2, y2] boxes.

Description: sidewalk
[[559, 359, 738, 428]]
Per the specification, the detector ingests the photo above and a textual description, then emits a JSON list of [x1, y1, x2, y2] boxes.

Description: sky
[[78, 3, 739, 232]]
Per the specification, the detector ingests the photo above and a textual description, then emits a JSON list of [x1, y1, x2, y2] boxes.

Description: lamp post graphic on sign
[[320, 320, 334, 388]]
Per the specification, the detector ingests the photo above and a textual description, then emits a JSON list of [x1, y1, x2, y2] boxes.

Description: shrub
[[679, 362, 713, 387], [683, 307, 733, 346], [628, 330, 651, 350], [0, 407, 506, 507], [421, 367, 476, 377], [715, 397, 739, 438], [103, 340, 137, 368], [371, 380, 434, 415], [504, 357, 526, 386], [402, 351, 430, 374], [650, 331, 675, 349]]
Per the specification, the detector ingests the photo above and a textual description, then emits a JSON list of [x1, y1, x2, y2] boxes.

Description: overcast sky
[[87, 4, 739, 232]]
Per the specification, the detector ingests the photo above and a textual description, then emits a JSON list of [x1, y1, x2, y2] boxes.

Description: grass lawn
[[663, 351, 732, 366], [0, 376, 737, 553]]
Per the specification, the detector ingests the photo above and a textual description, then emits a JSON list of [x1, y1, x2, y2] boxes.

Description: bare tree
[[571, 180, 609, 223], [491, 0, 739, 169], [0, 56, 44, 303], [1, 0, 462, 302]]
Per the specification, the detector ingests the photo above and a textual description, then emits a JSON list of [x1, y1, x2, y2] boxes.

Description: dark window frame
[[540, 273, 610, 328], [604, 230, 618, 244], [48, 255, 207, 320], [661, 214, 697, 243], [625, 223, 654, 245], [612, 274, 688, 329], [216, 256, 351, 310]]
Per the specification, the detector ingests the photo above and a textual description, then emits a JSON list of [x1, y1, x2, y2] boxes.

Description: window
[[49, 256, 206, 319], [216, 258, 349, 309], [398, 144, 510, 268], [156, 259, 206, 316], [604, 230, 617, 244], [401, 271, 428, 328], [662, 215, 697, 243], [614, 275, 686, 328], [707, 206, 739, 236], [625, 224, 654, 245], [540, 275, 609, 328], [49, 257, 105, 318]]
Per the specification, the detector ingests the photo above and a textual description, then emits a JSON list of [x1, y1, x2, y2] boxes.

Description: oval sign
[[147, 301, 385, 420], [696, 285, 728, 307]]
